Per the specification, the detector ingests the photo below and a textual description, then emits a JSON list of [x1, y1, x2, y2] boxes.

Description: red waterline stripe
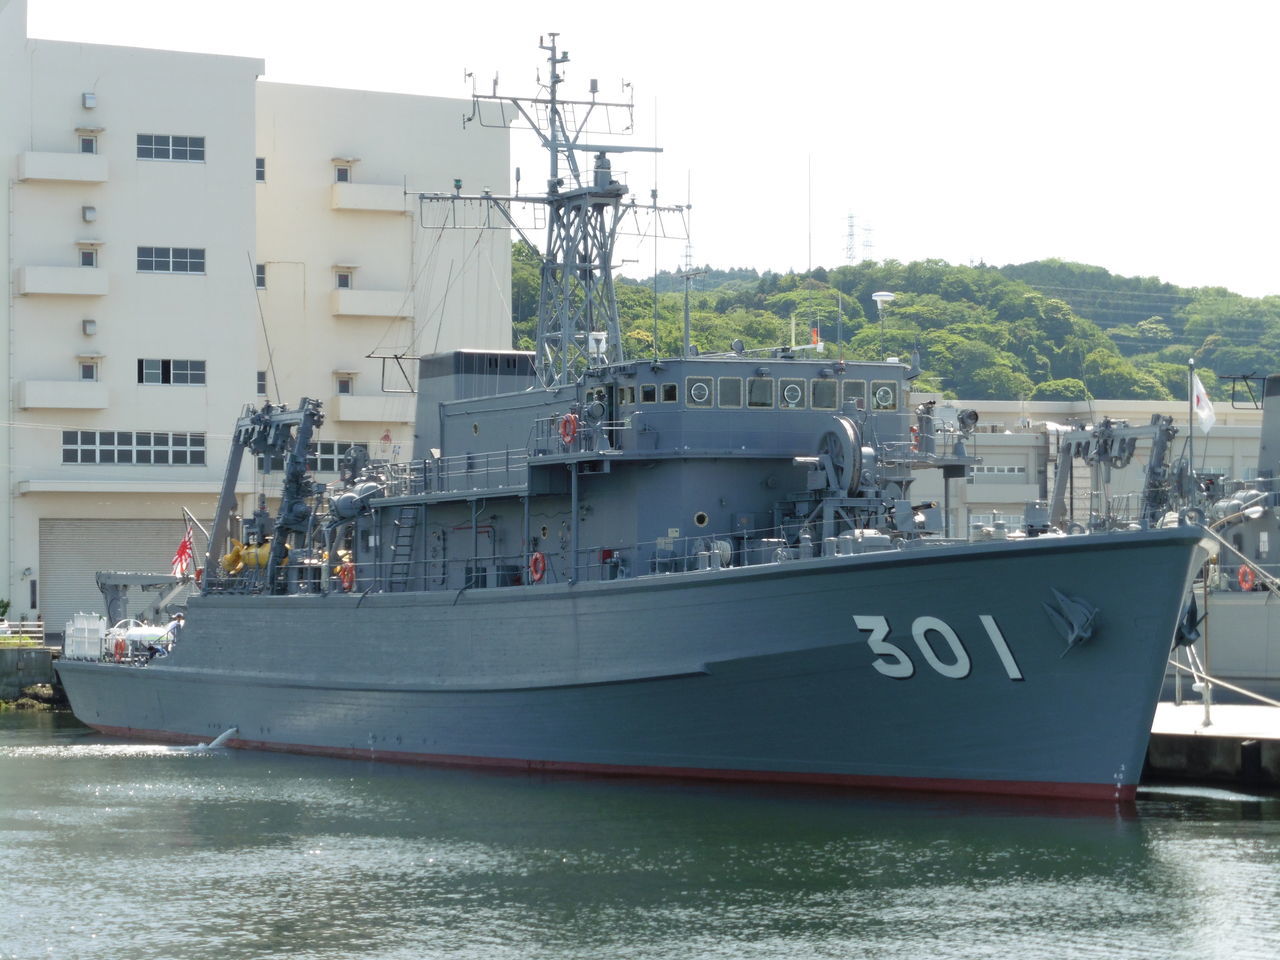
[[88, 723, 1135, 803]]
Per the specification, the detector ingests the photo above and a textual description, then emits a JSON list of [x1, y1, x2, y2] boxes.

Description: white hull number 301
[[854, 615, 1024, 681]]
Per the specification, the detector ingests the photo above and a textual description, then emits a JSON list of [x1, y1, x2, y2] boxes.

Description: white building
[[2, 0, 510, 633], [909, 394, 1265, 536]]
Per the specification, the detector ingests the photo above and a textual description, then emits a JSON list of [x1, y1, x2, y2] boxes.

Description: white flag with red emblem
[[1192, 372, 1216, 432], [171, 523, 194, 578]]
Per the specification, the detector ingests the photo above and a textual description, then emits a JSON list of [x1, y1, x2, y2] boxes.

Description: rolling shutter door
[[39, 519, 199, 637]]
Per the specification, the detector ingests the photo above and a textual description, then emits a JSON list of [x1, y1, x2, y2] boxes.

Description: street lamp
[[871, 291, 895, 359]]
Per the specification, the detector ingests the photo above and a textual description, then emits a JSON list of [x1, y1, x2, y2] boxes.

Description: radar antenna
[[420, 34, 685, 388]]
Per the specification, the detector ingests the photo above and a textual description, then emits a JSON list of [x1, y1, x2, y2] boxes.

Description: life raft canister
[[529, 551, 547, 583]]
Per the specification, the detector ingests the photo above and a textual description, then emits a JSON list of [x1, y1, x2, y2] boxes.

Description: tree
[[1082, 349, 1173, 400], [1029, 378, 1090, 401]]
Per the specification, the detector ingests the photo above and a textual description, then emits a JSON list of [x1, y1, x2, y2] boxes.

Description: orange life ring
[[113, 637, 126, 663], [559, 413, 578, 445], [529, 551, 546, 583], [337, 562, 356, 592], [1238, 565, 1256, 591]]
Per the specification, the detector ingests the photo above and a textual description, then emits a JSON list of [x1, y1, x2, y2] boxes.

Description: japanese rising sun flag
[[171, 523, 194, 578]]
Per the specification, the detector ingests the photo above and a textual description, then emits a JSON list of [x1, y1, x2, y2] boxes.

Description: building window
[[334, 165, 351, 183], [79, 362, 98, 382], [138, 358, 206, 385], [335, 270, 353, 289], [79, 249, 97, 267], [137, 247, 205, 274], [255, 157, 265, 182], [255, 264, 266, 289], [336, 376, 353, 395], [258, 440, 367, 474], [80, 136, 97, 154], [966, 465, 1028, 485], [136, 134, 205, 162], [256, 371, 267, 396], [62, 430, 206, 465]]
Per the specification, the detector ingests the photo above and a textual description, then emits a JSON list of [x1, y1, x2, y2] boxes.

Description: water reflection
[[2, 713, 1278, 960]]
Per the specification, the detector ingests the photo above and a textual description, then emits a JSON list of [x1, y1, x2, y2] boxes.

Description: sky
[[23, 0, 1280, 297]]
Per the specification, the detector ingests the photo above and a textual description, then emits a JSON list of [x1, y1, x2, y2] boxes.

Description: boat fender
[[529, 551, 547, 583], [1238, 565, 1256, 591], [909, 424, 919, 452], [337, 562, 356, 592], [559, 413, 578, 445], [113, 636, 126, 663]]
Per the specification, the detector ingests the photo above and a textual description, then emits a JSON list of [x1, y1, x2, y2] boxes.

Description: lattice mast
[[466, 34, 661, 388]]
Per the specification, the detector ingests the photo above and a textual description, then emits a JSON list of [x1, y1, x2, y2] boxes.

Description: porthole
[[694, 511, 709, 527], [686, 376, 713, 407], [871, 381, 898, 411], [779, 378, 806, 409]]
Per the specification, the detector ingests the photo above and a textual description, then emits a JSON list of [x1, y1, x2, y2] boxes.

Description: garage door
[[39, 519, 200, 637]]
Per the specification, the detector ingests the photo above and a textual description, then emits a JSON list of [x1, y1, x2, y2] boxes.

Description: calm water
[[2, 712, 1279, 960]]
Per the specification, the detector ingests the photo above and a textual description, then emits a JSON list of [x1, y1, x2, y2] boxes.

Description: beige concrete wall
[[254, 81, 511, 450], [2, 6, 511, 625]]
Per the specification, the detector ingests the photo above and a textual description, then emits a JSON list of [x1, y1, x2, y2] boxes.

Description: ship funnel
[[1258, 374, 1280, 480]]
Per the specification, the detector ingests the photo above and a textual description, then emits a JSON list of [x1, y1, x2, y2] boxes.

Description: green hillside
[[511, 242, 1280, 401]]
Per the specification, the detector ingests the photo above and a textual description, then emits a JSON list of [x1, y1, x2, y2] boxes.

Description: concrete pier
[[1146, 703, 1280, 787], [0, 646, 56, 699]]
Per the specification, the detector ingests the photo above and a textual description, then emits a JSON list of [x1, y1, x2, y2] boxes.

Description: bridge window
[[812, 379, 838, 410], [780, 378, 806, 409], [870, 380, 899, 411], [686, 377, 713, 407], [718, 377, 743, 408], [842, 380, 866, 410], [747, 377, 774, 408], [641, 384, 657, 403], [661, 383, 678, 402]]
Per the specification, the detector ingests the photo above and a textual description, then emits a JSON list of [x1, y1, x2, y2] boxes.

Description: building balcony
[[16, 380, 109, 411], [331, 182, 407, 213], [330, 289, 411, 318], [17, 151, 109, 183], [330, 394, 415, 423], [16, 266, 109, 296]]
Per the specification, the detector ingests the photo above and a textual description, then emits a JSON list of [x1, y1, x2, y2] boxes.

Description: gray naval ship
[[58, 36, 1211, 801], [1048, 373, 1280, 703]]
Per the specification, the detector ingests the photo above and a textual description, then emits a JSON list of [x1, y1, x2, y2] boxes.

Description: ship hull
[[59, 527, 1207, 800]]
